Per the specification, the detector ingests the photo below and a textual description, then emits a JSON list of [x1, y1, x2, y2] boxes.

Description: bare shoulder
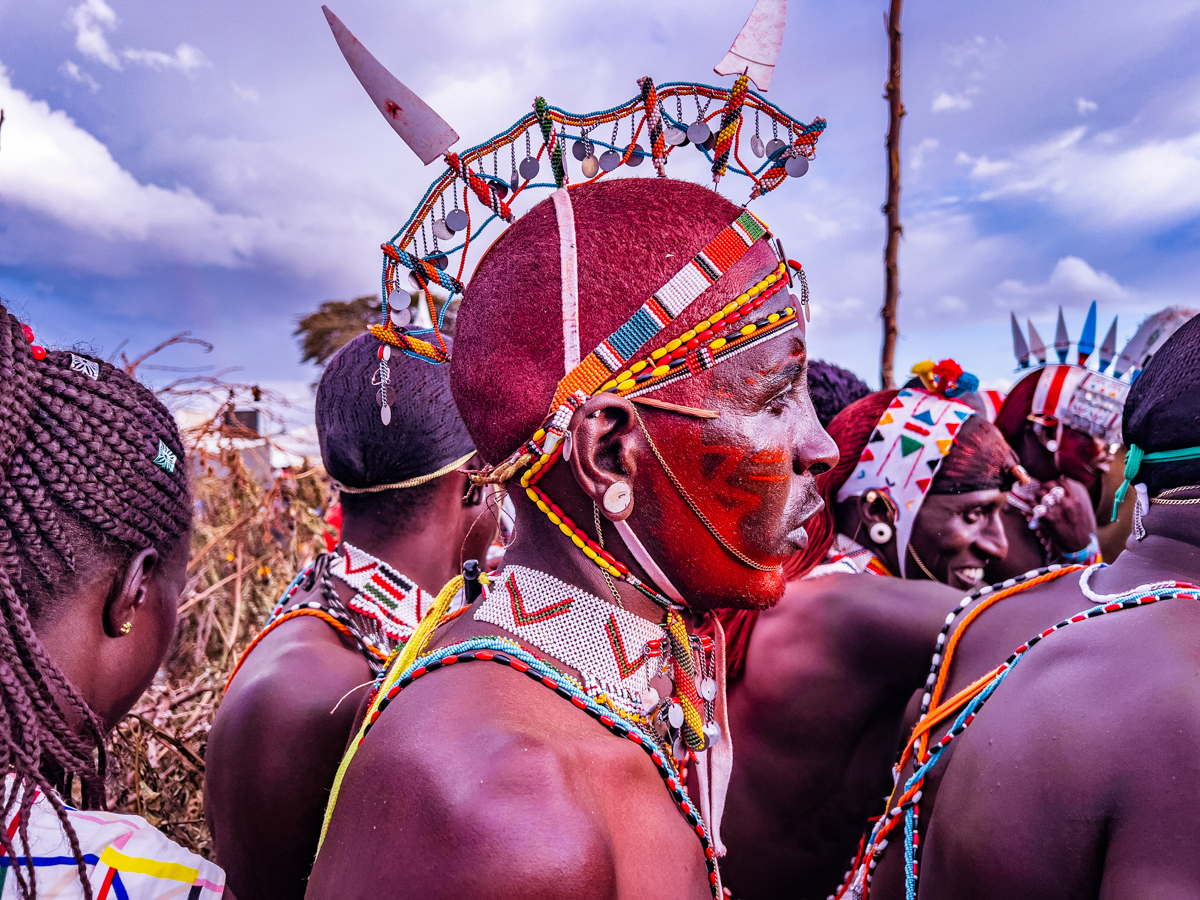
[[309, 658, 695, 900], [910, 599, 1200, 899]]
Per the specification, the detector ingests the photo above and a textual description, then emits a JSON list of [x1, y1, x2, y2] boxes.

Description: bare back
[[305, 611, 715, 900], [207, 571, 374, 900], [872, 535, 1200, 900], [722, 573, 964, 900]]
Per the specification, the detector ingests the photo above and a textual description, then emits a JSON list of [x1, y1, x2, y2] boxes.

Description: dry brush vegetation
[[103, 335, 333, 857]]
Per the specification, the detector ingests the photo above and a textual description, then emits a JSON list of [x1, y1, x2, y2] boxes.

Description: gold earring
[[120, 621, 133, 635]]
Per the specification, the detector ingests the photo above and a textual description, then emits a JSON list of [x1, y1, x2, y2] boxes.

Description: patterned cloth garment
[[0, 775, 225, 899], [804, 533, 892, 579], [835, 389, 976, 577]]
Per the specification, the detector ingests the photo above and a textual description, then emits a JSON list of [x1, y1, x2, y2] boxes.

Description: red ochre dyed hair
[[993, 369, 1040, 448], [450, 178, 771, 464], [717, 390, 898, 682]]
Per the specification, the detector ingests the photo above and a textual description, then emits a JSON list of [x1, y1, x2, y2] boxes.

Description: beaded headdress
[[322, 1, 823, 425], [835, 390, 977, 577], [1010, 301, 1131, 445]]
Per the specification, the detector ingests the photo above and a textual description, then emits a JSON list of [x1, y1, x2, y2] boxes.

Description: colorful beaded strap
[[837, 568, 1200, 900], [339, 636, 722, 897]]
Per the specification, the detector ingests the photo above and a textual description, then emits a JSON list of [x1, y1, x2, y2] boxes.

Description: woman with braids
[[0, 305, 228, 900], [718, 384, 1020, 900]]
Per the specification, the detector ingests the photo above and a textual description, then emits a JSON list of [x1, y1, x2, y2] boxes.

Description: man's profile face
[[631, 247, 837, 612]]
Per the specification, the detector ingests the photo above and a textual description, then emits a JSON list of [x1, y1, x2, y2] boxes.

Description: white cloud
[[67, 0, 209, 75], [122, 45, 209, 73], [966, 125, 1200, 228], [69, 0, 121, 69], [955, 151, 1013, 177], [932, 87, 980, 113], [0, 63, 389, 280], [995, 256, 1127, 311], [910, 137, 939, 171], [59, 60, 100, 93], [231, 81, 259, 103], [1077, 97, 1098, 115]]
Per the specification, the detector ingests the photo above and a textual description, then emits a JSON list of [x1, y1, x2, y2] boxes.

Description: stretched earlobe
[[564, 395, 641, 521]]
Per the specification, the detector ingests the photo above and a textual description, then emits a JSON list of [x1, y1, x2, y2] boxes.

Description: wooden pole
[[880, 0, 905, 389]]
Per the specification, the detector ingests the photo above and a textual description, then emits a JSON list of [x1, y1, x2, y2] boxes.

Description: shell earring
[[869, 521, 893, 545], [603, 481, 633, 515]]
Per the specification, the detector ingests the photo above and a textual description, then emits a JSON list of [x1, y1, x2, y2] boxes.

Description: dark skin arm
[[720, 573, 965, 900], [205, 583, 373, 900]]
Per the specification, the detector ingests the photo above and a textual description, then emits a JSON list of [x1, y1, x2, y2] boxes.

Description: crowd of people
[[3, 9, 1200, 897], [1, 180, 1198, 899]]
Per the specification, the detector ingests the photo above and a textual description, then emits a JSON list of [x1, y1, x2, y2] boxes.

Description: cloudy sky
[[2, 0, 1199, 416]]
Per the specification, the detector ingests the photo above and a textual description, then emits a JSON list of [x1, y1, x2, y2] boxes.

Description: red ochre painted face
[[630, 264, 838, 612]]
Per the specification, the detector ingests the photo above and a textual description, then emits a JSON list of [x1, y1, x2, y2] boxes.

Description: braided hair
[[0, 306, 192, 899]]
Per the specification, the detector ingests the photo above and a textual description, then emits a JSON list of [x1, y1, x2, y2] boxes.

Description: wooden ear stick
[[631, 397, 719, 418]]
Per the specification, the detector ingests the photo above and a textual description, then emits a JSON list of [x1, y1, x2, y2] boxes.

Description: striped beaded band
[[358, 636, 723, 898], [540, 209, 772, 449]]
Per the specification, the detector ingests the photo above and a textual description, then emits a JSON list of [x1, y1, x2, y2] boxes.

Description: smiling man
[[718, 387, 1019, 900], [306, 178, 837, 899]]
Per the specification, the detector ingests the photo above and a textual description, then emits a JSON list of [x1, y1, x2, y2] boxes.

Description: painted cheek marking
[[749, 448, 786, 465]]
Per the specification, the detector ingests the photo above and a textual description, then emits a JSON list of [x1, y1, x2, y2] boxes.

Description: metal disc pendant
[[429, 253, 448, 270], [703, 722, 722, 746], [765, 137, 787, 157], [750, 134, 765, 158], [668, 702, 685, 729], [672, 733, 686, 760], [687, 120, 712, 144], [626, 143, 645, 167], [599, 149, 622, 172], [641, 686, 660, 713], [581, 155, 600, 178], [699, 677, 717, 702], [380, 404, 392, 426], [519, 155, 540, 180], [492, 181, 508, 200], [785, 155, 810, 178], [390, 305, 412, 327], [701, 131, 717, 152], [664, 125, 688, 146], [446, 208, 469, 233], [572, 140, 588, 161], [432, 218, 453, 241], [407, 270, 423, 290], [510, 166, 520, 192]]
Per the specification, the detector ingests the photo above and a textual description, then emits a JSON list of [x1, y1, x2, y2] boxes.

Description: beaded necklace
[[475, 566, 720, 750], [356, 636, 723, 898], [228, 545, 460, 685], [835, 565, 1200, 900]]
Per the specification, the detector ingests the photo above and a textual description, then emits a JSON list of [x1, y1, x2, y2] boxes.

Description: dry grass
[[104, 340, 332, 857]]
